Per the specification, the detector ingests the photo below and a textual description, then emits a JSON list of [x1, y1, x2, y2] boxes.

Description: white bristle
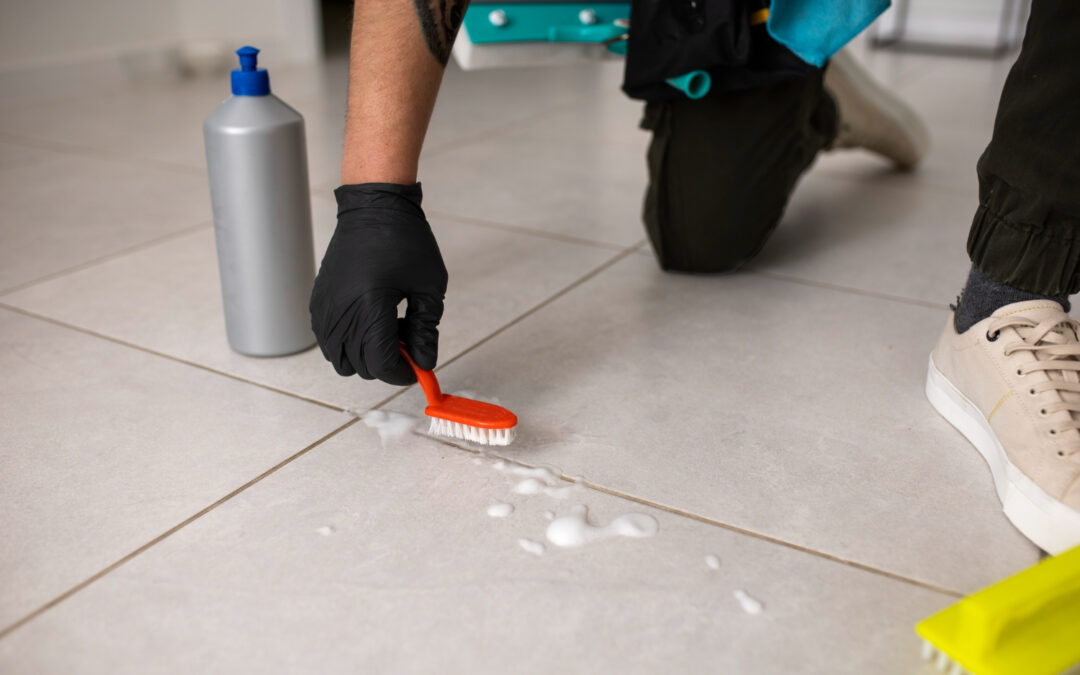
[[921, 640, 935, 661], [427, 416, 516, 446], [921, 640, 968, 675]]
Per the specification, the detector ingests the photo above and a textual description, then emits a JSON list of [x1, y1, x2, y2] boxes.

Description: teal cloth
[[766, 0, 891, 67]]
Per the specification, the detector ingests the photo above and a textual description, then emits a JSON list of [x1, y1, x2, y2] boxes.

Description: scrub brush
[[399, 344, 517, 446], [916, 544, 1080, 675]]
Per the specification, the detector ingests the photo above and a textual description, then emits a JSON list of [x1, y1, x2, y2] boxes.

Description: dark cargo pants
[[643, 0, 1079, 286], [640, 69, 837, 273], [967, 0, 1080, 297]]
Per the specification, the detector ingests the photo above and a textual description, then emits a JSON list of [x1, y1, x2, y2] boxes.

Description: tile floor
[[0, 37, 1041, 673]]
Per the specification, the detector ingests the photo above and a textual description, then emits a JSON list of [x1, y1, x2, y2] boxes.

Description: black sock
[[953, 266, 1070, 333]]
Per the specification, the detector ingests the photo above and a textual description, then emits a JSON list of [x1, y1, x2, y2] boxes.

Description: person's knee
[[642, 123, 787, 273], [649, 216, 769, 273], [645, 190, 781, 273]]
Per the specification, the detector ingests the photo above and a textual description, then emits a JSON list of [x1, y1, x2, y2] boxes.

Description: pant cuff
[[967, 173, 1080, 296]]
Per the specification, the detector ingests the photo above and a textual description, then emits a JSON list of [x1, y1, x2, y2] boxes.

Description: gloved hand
[[310, 182, 448, 386]]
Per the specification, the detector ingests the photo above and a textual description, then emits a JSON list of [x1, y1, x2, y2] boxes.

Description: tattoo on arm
[[413, 0, 469, 66]]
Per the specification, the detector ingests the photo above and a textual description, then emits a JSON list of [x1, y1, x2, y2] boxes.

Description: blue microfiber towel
[[767, 0, 891, 67]]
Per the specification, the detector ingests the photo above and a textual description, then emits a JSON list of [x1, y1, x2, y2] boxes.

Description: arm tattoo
[[413, 0, 469, 66]]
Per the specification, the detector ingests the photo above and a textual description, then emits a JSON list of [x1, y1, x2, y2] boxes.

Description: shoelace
[[988, 314, 1080, 460]]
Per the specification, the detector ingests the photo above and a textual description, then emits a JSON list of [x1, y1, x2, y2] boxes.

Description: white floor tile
[[892, 56, 1014, 141], [0, 148, 209, 293], [387, 255, 1041, 593], [0, 422, 952, 673], [813, 122, 985, 200], [421, 133, 647, 248], [0, 140, 52, 172], [750, 171, 974, 305], [0, 308, 350, 628], [0, 35, 1046, 673], [2, 194, 617, 411]]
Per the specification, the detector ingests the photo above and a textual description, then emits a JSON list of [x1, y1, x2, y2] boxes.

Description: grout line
[[0, 131, 204, 178], [413, 434, 965, 599], [0, 241, 639, 419], [809, 163, 978, 201], [420, 98, 590, 162], [0, 221, 213, 297], [745, 269, 951, 311], [432, 246, 638, 374], [309, 96, 599, 197], [624, 245, 951, 310], [0, 303, 347, 413], [427, 209, 630, 251], [0, 242, 639, 417], [0, 417, 362, 641], [580, 482, 963, 597]]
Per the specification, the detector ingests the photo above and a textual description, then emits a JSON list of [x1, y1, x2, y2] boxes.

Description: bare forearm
[[341, 0, 469, 185]]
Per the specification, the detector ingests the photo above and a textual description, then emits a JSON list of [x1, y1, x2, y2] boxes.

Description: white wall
[[0, 0, 321, 74], [876, 0, 1029, 48]]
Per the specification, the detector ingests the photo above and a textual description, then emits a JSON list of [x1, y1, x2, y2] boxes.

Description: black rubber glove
[[310, 182, 448, 386]]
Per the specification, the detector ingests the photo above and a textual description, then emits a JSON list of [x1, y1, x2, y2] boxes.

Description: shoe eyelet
[[1049, 429, 1057, 436], [1040, 408, 1049, 416], [1029, 389, 1037, 396], [1058, 451, 1066, 457], [1017, 369, 1024, 376], [986, 330, 1000, 342]]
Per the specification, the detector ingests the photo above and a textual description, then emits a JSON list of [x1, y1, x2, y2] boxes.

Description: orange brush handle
[[399, 343, 444, 406]]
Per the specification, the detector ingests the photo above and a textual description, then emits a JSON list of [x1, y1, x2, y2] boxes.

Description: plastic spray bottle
[[203, 46, 316, 357]]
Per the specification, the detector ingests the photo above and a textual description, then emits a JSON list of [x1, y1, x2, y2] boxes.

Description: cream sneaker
[[927, 300, 1080, 553], [824, 49, 931, 169]]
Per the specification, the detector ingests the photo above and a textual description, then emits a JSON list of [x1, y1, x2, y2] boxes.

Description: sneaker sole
[[926, 356, 1080, 554]]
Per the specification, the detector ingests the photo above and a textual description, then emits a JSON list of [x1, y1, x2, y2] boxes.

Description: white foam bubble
[[315, 525, 336, 536], [360, 410, 418, 445], [512, 478, 578, 499], [512, 478, 544, 495], [545, 506, 659, 548], [734, 589, 763, 615], [705, 555, 721, 570], [487, 502, 514, 518], [518, 538, 545, 556]]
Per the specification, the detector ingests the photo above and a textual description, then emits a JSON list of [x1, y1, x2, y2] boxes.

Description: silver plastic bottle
[[203, 46, 316, 357]]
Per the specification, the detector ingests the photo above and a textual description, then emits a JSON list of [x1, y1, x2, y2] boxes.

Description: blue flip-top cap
[[231, 46, 270, 96]]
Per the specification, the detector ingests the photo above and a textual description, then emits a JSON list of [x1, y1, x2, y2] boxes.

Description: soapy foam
[[734, 589, 763, 614], [496, 461, 579, 498], [316, 525, 336, 536], [705, 555, 721, 570], [518, 538, 545, 556], [512, 478, 579, 499], [361, 410, 418, 445], [545, 506, 659, 548], [487, 502, 514, 518], [513, 478, 545, 495]]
